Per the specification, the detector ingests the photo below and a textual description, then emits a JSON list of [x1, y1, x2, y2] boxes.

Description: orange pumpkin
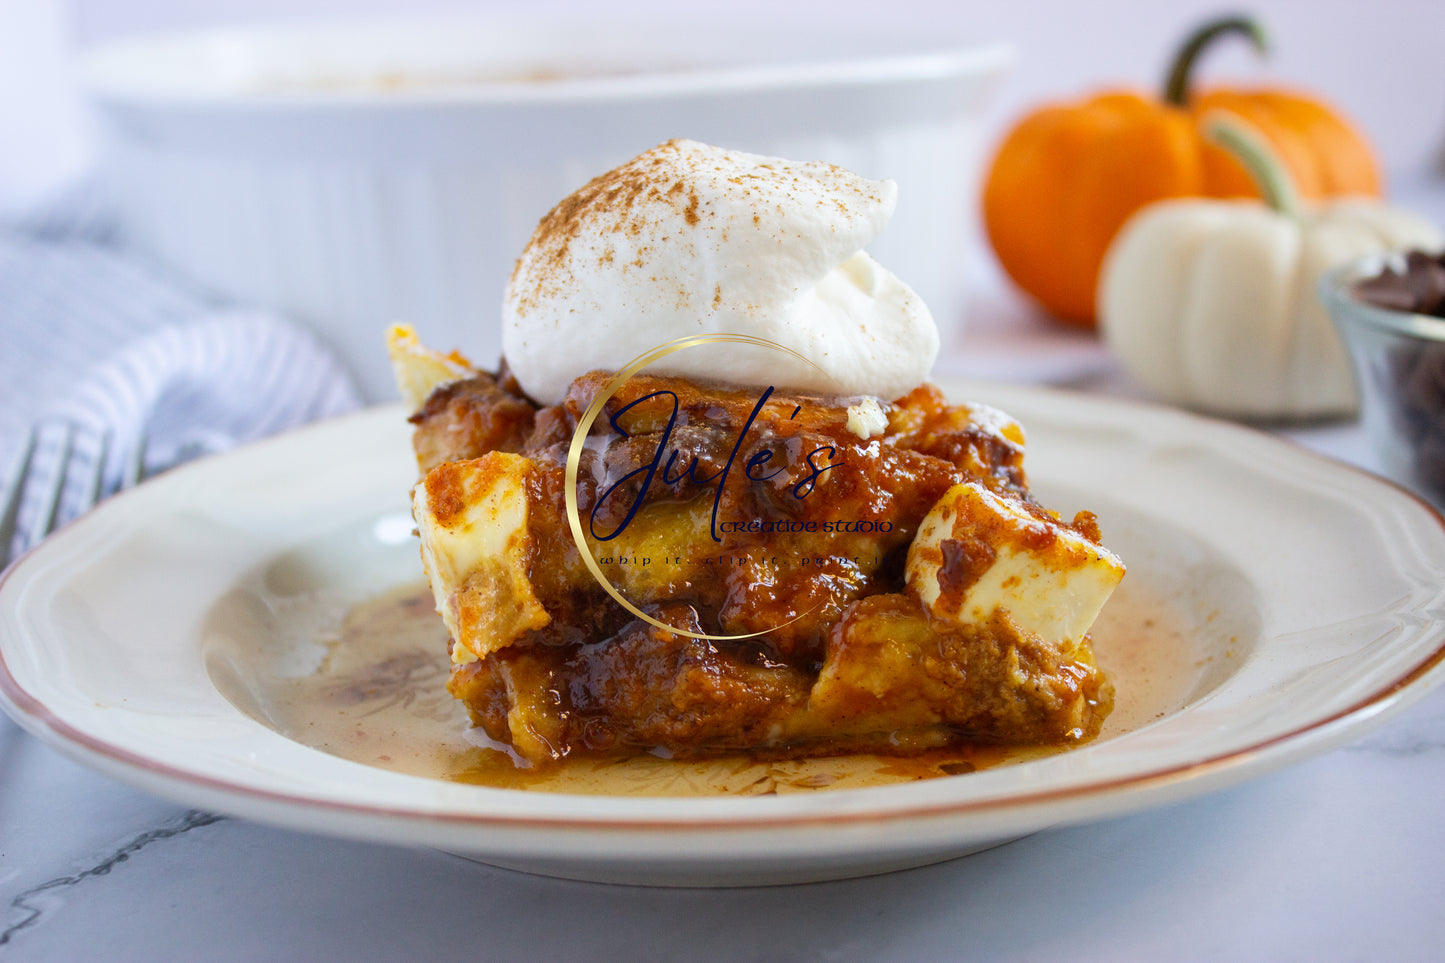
[[982, 16, 1382, 327]]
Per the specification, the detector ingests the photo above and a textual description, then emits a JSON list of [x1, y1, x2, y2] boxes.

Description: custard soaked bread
[[390, 326, 1122, 764]]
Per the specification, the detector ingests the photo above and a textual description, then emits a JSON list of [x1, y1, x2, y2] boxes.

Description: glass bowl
[[1320, 252, 1445, 509]]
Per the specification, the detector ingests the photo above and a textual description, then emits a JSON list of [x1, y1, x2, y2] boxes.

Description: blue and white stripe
[[0, 184, 362, 555]]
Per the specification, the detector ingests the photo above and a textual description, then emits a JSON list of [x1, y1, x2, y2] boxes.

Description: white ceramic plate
[[4, 382, 1445, 887]]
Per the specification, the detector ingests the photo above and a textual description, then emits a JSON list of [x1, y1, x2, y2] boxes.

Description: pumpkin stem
[[1163, 15, 1269, 108], [1202, 112, 1304, 218]]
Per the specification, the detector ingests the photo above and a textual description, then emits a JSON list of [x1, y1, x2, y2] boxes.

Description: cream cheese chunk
[[845, 397, 890, 439], [412, 452, 550, 663], [905, 482, 1125, 652]]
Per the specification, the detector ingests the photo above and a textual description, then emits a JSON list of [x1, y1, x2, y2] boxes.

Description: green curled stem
[[1202, 111, 1303, 218], [1164, 15, 1269, 108]]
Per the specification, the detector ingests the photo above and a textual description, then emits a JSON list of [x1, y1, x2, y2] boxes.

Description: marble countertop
[[4, 334, 1445, 963], [1, 674, 1442, 961]]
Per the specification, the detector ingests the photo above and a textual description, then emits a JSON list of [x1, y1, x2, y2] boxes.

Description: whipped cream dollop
[[501, 139, 938, 405]]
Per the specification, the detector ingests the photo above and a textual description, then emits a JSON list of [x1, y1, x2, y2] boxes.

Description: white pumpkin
[[1099, 115, 1442, 420]]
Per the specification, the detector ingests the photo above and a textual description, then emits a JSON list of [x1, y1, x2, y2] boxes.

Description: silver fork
[[0, 421, 147, 570]]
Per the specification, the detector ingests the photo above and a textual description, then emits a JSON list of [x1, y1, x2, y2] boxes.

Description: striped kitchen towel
[[0, 186, 362, 554]]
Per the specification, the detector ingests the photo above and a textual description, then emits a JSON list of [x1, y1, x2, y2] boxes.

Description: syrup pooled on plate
[[241, 579, 1199, 797]]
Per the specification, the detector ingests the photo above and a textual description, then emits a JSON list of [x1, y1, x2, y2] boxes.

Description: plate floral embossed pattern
[[3, 381, 1445, 886]]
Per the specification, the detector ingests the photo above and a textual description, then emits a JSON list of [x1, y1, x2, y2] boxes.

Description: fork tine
[[31, 422, 75, 551], [123, 428, 147, 489], [0, 425, 42, 568]]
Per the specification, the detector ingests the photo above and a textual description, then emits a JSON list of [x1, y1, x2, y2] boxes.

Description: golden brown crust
[[447, 595, 1110, 761], [409, 374, 536, 474], [412, 365, 1115, 763], [811, 595, 1110, 743]]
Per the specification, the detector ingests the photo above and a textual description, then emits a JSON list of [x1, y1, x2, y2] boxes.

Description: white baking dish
[[81, 18, 1012, 401]]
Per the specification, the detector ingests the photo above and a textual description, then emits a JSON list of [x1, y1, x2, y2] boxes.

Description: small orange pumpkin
[[982, 15, 1383, 327]]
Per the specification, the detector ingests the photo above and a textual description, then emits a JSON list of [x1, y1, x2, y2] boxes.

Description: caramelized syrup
[[233, 579, 1199, 796]]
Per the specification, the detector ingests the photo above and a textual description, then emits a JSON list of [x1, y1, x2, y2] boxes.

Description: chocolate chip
[[1355, 251, 1445, 318]]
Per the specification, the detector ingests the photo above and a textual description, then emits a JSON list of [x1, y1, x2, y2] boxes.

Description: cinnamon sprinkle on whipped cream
[[502, 139, 938, 404]]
